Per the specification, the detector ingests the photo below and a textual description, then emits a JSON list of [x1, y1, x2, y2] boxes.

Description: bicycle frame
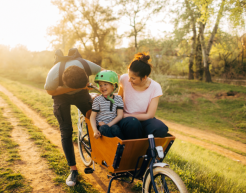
[[106, 134, 174, 193], [78, 109, 175, 193]]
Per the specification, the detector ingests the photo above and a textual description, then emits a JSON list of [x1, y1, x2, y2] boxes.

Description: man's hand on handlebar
[[85, 83, 94, 91], [94, 130, 101, 139]]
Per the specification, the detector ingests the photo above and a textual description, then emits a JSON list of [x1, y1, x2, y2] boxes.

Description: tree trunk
[[135, 34, 138, 52], [206, 0, 225, 54], [195, 33, 203, 80], [185, 0, 196, 80], [242, 48, 244, 65], [188, 59, 194, 79], [199, 23, 212, 82], [202, 0, 225, 82]]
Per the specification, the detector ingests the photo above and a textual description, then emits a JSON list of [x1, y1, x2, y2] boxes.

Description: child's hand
[[98, 122, 106, 126], [94, 130, 101, 139]]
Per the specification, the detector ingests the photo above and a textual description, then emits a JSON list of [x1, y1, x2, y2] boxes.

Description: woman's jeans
[[118, 117, 169, 139], [52, 90, 92, 166]]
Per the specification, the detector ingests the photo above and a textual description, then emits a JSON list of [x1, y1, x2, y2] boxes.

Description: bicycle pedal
[[84, 167, 94, 174]]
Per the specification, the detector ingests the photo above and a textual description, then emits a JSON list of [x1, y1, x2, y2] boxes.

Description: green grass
[[156, 79, 246, 143], [166, 139, 246, 193], [0, 106, 32, 193], [0, 77, 79, 142], [169, 128, 246, 157], [0, 92, 98, 193], [0, 71, 45, 89], [1, 76, 246, 192]]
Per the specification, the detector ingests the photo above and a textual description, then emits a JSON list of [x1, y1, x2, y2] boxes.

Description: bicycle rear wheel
[[77, 111, 92, 167], [143, 167, 188, 193]]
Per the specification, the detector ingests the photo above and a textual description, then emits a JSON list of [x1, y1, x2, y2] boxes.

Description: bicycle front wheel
[[77, 111, 92, 167], [143, 167, 188, 193]]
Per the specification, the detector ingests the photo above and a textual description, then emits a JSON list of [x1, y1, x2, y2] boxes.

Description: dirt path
[[0, 97, 65, 193], [163, 120, 246, 153], [162, 120, 246, 164], [0, 85, 135, 192]]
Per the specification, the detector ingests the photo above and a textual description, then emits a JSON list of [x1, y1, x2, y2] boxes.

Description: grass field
[[156, 79, 246, 144], [0, 76, 246, 192]]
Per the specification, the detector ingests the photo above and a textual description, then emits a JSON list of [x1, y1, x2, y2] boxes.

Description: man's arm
[[46, 86, 84, 96]]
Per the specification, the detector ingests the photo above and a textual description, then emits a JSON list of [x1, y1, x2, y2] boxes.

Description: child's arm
[[107, 109, 123, 127], [90, 111, 101, 139]]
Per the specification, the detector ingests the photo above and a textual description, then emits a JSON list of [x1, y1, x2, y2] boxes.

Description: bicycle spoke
[[150, 173, 180, 193]]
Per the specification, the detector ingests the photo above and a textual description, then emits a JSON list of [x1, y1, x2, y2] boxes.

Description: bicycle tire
[[142, 167, 188, 193], [77, 112, 92, 167]]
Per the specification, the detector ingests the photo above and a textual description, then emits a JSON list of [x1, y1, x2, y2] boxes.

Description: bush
[[26, 67, 49, 84]]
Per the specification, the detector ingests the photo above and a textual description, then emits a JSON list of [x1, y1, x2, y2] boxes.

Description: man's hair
[[62, 66, 88, 88]]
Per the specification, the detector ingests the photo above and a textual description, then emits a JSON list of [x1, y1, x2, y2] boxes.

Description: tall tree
[[163, 0, 245, 82], [115, 0, 161, 51], [193, 0, 245, 82], [163, 0, 200, 79], [49, 0, 118, 65], [185, 0, 198, 80]]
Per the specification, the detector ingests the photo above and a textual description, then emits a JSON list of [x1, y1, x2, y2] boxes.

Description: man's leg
[[73, 90, 92, 116], [53, 102, 79, 186], [53, 103, 76, 166], [141, 118, 169, 138], [118, 117, 143, 139]]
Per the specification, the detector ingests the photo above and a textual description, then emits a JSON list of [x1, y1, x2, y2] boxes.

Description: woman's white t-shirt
[[119, 74, 163, 114]]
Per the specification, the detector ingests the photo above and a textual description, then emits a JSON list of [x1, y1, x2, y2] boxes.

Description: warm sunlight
[[0, 0, 60, 51], [0, 0, 173, 51], [0, 1, 246, 192]]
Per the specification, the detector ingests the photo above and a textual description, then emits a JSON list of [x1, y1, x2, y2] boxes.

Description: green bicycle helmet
[[95, 70, 118, 89], [94, 70, 118, 103]]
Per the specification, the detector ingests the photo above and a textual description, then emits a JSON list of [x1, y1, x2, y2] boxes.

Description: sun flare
[[0, 0, 60, 51]]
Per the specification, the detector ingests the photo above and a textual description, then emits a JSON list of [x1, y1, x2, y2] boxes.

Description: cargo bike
[[77, 93, 188, 193]]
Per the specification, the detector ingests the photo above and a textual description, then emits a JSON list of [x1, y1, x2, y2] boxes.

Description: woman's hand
[[98, 122, 106, 126], [94, 130, 101, 139]]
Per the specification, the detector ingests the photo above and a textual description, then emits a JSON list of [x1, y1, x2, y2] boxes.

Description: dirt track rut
[[162, 120, 246, 165], [0, 97, 65, 193], [0, 84, 135, 192]]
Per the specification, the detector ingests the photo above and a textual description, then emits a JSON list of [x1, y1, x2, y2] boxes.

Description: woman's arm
[[90, 111, 101, 139], [107, 109, 123, 127], [124, 96, 160, 121], [118, 86, 123, 99]]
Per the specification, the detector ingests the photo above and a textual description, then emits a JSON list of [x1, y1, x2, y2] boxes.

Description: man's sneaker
[[66, 170, 78, 186]]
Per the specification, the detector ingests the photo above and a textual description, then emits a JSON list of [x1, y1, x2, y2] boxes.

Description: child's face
[[98, 81, 114, 96]]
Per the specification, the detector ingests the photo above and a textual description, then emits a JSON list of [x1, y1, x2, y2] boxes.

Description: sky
[[1, 0, 244, 52], [0, 0, 60, 51], [0, 0, 175, 52]]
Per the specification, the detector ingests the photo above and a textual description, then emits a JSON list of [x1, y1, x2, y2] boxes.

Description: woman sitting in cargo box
[[118, 52, 169, 139]]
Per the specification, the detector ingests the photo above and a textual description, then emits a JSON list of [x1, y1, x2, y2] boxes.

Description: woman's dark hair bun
[[140, 54, 150, 63], [133, 52, 151, 64]]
